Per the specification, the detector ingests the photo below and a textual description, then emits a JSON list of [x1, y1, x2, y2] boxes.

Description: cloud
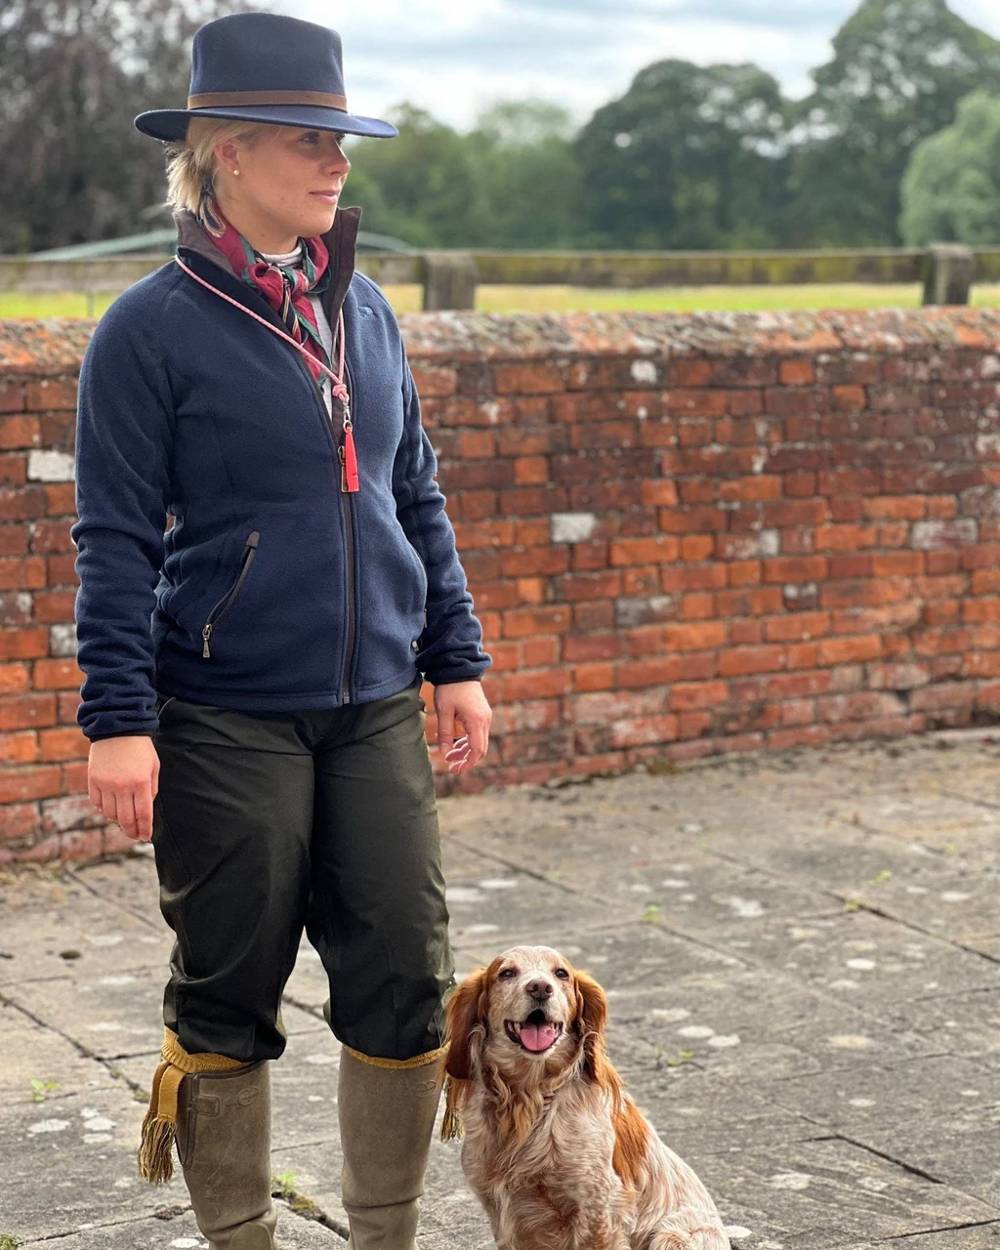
[[502, 0, 851, 28], [297, 0, 1000, 132]]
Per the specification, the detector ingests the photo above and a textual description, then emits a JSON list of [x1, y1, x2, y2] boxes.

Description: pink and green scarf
[[198, 192, 333, 385]]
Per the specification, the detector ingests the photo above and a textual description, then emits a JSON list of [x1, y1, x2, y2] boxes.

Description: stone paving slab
[[757, 1053, 998, 1132], [876, 985, 1000, 1069], [4, 1079, 178, 1240], [2, 1000, 119, 1106], [733, 906, 1000, 1004], [15, 1204, 343, 1248], [281, 937, 489, 1017], [2, 728, 999, 1250], [839, 1227, 1000, 1250], [846, 1102, 1000, 1210], [3, 972, 325, 1063], [692, 1137, 1000, 1249], [605, 969, 940, 1085], [0, 875, 171, 988]]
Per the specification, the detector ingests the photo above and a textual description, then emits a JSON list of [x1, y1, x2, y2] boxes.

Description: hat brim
[[134, 103, 398, 143]]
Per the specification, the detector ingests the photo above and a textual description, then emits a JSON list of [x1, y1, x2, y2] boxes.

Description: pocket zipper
[[201, 530, 260, 659]]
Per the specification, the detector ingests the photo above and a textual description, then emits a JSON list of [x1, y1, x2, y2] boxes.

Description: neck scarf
[[197, 192, 333, 385]]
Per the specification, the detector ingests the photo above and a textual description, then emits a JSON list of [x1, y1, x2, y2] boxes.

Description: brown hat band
[[187, 89, 348, 111]]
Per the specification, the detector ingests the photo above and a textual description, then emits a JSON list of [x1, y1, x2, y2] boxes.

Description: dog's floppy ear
[[443, 964, 492, 1080], [573, 967, 614, 1085]]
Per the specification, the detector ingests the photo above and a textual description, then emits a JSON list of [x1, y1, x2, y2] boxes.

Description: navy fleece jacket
[[70, 204, 491, 742]]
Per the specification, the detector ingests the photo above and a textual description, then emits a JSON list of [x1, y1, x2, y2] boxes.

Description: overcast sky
[[288, 0, 1000, 133]]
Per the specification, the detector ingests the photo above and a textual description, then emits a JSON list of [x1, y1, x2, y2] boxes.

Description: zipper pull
[[202, 623, 213, 658], [340, 421, 359, 492]]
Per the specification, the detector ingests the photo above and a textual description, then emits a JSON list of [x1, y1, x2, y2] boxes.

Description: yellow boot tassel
[[440, 1072, 465, 1141], [137, 1025, 249, 1183]]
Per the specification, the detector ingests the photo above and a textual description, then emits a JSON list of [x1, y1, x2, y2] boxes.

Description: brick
[[0, 763, 62, 803], [764, 611, 830, 642], [717, 645, 787, 676], [669, 681, 729, 710], [610, 535, 680, 565], [762, 556, 828, 583], [679, 534, 714, 562], [663, 388, 729, 416], [0, 415, 41, 450], [871, 551, 924, 577], [609, 714, 678, 747], [779, 359, 816, 386], [817, 635, 883, 665], [410, 364, 457, 397], [666, 359, 712, 387], [719, 475, 782, 502], [863, 495, 926, 520], [661, 621, 727, 652], [494, 363, 566, 394], [25, 379, 78, 411]]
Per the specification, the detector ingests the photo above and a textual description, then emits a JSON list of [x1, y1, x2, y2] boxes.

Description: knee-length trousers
[[150, 674, 456, 1064]]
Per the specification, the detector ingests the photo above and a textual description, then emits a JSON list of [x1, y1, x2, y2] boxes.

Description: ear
[[443, 965, 491, 1080], [573, 968, 614, 1085]]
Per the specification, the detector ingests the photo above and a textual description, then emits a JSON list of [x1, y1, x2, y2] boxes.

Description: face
[[444, 944, 612, 1092], [212, 124, 351, 251], [490, 945, 575, 1059]]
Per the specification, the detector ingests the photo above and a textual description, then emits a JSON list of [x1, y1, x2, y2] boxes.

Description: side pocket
[[201, 530, 260, 660]]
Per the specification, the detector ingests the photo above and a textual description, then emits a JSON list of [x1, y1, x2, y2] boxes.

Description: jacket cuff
[[86, 727, 158, 742], [426, 672, 485, 686]]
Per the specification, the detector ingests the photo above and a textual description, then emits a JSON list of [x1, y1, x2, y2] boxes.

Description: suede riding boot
[[338, 1044, 447, 1250], [176, 1061, 279, 1249]]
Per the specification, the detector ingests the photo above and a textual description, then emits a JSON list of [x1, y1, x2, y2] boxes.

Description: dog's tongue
[[519, 1021, 558, 1052]]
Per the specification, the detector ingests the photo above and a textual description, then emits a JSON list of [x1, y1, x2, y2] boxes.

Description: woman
[[71, 12, 493, 1249]]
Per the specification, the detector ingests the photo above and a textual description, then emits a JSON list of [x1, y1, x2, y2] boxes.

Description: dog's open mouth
[[504, 1009, 564, 1054]]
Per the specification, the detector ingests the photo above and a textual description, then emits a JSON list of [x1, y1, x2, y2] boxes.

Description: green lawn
[[5, 282, 1000, 319]]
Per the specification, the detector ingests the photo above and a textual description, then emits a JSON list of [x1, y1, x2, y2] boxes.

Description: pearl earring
[[233, 168, 240, 176]]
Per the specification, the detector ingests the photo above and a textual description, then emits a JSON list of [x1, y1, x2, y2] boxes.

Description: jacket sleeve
[[392, 341, 492, 686], [70, 297, 174, 741]]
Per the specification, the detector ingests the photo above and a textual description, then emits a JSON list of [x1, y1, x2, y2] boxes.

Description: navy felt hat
[[134, 12, 398, 143]]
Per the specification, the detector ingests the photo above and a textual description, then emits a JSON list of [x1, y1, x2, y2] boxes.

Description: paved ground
[[2, 727, 1000, 1250]]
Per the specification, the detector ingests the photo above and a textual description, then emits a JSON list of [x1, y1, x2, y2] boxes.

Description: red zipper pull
[[340, 422, 359, 492]]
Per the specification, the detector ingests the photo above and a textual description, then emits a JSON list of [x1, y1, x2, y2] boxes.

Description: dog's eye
[[554, 968, 570, 979], [498, 967, 517, 979]]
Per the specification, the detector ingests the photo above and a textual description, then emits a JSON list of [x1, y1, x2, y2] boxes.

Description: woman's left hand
[[433, 680, 492, 774]]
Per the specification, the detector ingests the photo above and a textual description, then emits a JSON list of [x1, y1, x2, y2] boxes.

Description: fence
[[0, 242, 994, 313]]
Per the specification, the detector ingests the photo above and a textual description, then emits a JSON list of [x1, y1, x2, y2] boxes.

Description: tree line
[[2, 0, 998, 255]]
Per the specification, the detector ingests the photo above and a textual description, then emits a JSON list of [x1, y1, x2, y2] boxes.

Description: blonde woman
[[71, 12, 492, 1249]]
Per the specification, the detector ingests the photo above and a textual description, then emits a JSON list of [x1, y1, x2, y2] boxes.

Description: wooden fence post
[[422, 251, 478, 310], [923, 243, 975, 306]]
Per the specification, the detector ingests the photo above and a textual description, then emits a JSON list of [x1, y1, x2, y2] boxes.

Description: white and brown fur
[[442, 945, 730, 1250]]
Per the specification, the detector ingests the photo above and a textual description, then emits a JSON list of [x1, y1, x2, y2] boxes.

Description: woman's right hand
[[88, 737, 161, 843]]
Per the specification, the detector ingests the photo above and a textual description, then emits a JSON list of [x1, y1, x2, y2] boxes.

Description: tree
[[787, 0, 1000, 246], [899, 88, 1000, 245], [343, 104, 490, 247], [465, 101, 583, 247], [572, 59, 791, 249], [0, 0, 261, 253]]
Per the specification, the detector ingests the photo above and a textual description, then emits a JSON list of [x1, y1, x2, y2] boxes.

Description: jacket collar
[[173, 202, 363, 335]]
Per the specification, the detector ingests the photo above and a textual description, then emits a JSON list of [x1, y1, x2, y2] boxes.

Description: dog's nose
[[526, 979, 553, 1000]]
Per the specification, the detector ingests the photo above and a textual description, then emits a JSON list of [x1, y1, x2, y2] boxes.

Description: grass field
[[5, 282, 1000, 319]]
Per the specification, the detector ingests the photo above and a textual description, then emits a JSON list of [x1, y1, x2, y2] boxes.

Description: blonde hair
[[163, 115, 270, 215]]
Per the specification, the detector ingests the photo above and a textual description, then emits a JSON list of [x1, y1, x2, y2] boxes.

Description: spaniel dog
[[441, 945, 730, 1250]]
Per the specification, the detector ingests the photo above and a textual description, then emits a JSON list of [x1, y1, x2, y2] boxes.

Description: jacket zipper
[[201, 530, 260, 658], [291, 341, 358, 707], [340, 355, 358, 704]]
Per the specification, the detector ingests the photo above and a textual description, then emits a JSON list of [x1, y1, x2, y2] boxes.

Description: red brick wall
[[2, 308, 999, 864]]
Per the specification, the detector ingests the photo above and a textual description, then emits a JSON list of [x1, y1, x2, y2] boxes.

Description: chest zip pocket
[[201, 530, 260, 659]]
